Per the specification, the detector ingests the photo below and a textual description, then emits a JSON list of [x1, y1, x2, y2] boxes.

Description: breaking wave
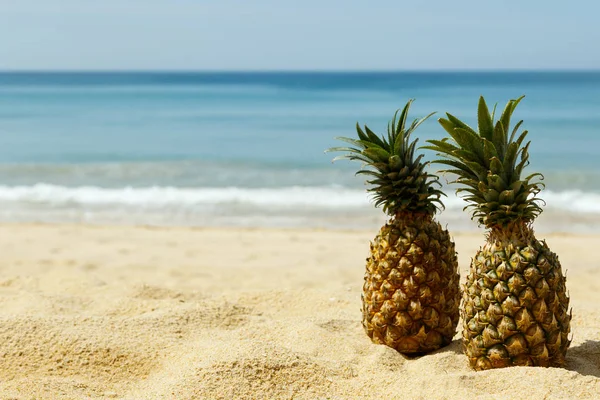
[[0, 184, 597, 212]]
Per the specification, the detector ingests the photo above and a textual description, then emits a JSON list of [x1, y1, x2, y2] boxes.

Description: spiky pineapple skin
[[362, 213, 460, 354], [462, 227, 571, 370]]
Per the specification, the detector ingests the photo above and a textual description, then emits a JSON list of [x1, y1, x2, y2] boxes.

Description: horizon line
[[0, 68, 599, 74]]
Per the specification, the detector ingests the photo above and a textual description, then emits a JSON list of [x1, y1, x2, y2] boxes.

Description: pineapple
[[425, 96, 571, 370], [326, 100, 460, 354]]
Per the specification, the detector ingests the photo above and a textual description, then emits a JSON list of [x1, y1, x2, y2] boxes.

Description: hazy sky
[[0, 1, 598, 71]]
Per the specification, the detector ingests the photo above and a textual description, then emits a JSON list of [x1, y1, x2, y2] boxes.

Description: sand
[[0, 224, 599, 399]]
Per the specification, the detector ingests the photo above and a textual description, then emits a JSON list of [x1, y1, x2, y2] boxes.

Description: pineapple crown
[[424, 95, 544, 229], [326, 99, 444, 216]]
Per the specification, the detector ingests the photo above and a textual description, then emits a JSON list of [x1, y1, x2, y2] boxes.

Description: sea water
[[0, 71, 599, 232]]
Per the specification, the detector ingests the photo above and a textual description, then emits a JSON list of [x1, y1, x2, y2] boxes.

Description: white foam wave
[[0, 184, 598, 214], [444, 190, 600, 214], [0, 184, 370, 209], [543, 190, 600, 213], [0, 183, 600, 214], [0, 184, 599, 232]]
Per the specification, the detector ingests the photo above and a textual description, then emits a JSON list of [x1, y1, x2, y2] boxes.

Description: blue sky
[[0, 0, 598, 71]]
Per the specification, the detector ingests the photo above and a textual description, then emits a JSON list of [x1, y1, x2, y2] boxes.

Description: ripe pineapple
[[327, 100, 460, 354], [425, 96, 571, 370]]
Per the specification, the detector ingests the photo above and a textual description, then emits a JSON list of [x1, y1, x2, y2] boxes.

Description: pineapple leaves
[[326, 99, 442, 216], [438, 117, 457, 136], [411, 112, 436, 133], [328, 136, 364, 149], [477, 96, 494, 141], [426, 95, 546, 228], [509, 120, 524, 144], [492, 121, 507, 159], [433, 159, 480, 181], [514, 129, 530, 147], [355, 123, 370, 142], [435, 121, 487, 166], [364, 125, 388, 148], [422, 138, 460, 154], [445, 113, 477, 136], [330, 153, 372, 164], [482, 139, 498, 164], [329, 95, 546, 226], [514, 141, 532, 178], [396, 101, 411, 136], [500, 95, 525, 137], [405, 138, 419, 165], [363, 148, 391, 163]]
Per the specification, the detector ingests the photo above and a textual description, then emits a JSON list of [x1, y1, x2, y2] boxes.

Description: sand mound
[[0, 224, 599, 399]]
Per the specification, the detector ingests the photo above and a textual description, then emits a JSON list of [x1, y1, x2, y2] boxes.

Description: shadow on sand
[[402, 338, 463, 359], [404, 338, 600, 377], [566, 340, 600, 378]]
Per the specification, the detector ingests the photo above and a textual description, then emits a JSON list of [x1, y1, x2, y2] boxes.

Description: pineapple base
[[462, 225, 571, 370], [362, 213, 460, 354]]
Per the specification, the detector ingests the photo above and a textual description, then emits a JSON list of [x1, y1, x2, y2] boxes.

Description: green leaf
[[422, 139, 460, 156], [524, 172, 545, 183], [450, 128, 485, 164], [324, 146, 362, 154], [364, 126, 388, 149], [363, 148, 390, 163], [432, 159, 478, 179], [500, 95, 525, 136], [488, 173, 508, 192], [355, 123, 369, 142], [386, 121, 393, 151], [456, 187, 483, 197], [492, 121, 507, 159], [477, 96, 494, 140], [499, 190, 515, 205], [482, 139, 498, 163], [393, 133, 405, 156], [397, 100, 412, 134], [330, 154, 371, 164], [509, 120, 524, 144], [390, 108, 400, 136], [389, 155, 403, 170], [446, 113, 478, 136], [489, 157, 504, 176], [483, 189, 500, 202], [463, 159, 488, 179], [398, 166, 410, 178], [331, 136, 365, 149], [510, 181, 523, 193], [388, 106, 406, 150], [455, 148, 484, 165], [355, 170, 382, 179], [514, 130, 529, 147], [503, 142, 519, 178], [409, 111, 436, 134], [411, 152, 424, 169], [405, 138, 419, 164], [514, 141, 531, 178], [438, 118, 458, 136]]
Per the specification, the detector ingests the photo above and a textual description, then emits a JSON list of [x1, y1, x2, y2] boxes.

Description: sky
[[0, 0, 598, 71]]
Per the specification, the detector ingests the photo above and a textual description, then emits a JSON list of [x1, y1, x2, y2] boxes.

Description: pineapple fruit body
[[363, 212, 460, 354], [327, 100, 460, 355], [462, 224, 571, 370], [425, 95, 572, 370]]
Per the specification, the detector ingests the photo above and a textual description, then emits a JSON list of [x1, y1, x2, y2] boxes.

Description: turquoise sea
[[0, 71, 599, 232]]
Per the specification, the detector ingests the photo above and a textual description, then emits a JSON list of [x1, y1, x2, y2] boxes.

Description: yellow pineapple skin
[[362, 213, 460, 354], [462, 225, 571, 370]]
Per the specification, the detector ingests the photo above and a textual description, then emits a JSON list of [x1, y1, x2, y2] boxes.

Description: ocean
[[0, 71, 599, 232]]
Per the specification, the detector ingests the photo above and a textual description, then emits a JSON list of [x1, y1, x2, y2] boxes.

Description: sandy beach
[[0, 223, 599, 399]]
